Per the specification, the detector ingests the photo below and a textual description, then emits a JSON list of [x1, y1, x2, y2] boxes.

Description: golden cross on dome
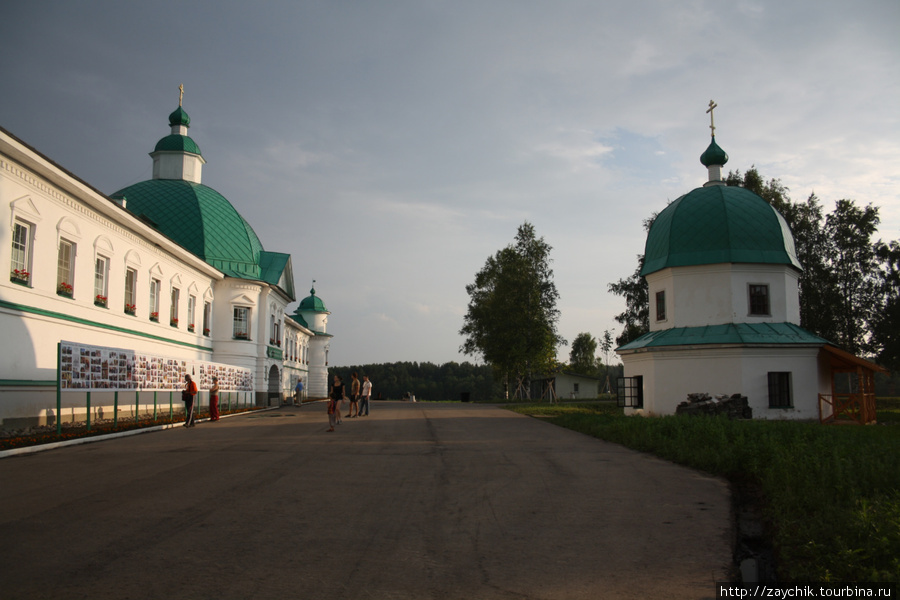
[[706, 100, 718, 137], [179, 84, 184, 107]]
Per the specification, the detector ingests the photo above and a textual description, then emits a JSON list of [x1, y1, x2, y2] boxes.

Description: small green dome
[[168, 106, 191, 127], [641, 185, 801, 277], [298, 287, 329, 313], [700, 136, 728, 167], [112, 179, 263, 279], [154, 134, 202, 155]]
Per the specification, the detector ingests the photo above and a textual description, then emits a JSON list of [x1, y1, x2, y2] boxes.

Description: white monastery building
[[0, 97, 332, 428], [617, 104, 883, 422]]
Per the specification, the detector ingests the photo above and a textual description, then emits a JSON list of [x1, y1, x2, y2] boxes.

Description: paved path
[[0, 402, 731, 599]]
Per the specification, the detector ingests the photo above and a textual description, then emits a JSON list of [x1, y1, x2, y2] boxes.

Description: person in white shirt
[[359, 375, 373, 416]]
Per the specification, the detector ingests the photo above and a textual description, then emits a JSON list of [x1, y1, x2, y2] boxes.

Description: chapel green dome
[[298, 287, 329, 313], [153, 134, 202, 155], [641, 185, 801, 277], [700, 136, 728, 167], [169, 106, 191, 127], [112, 179, 264, 279]]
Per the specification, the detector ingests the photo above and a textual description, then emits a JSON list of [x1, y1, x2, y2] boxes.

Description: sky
[[2, 0, 898, 368]]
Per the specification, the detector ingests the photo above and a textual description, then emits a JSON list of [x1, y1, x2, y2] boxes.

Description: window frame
[[749, 284, 771, 316], [203, 301, 212, 336], [617, 376, 644, 409], [655, 290, 667, 322], [93, 255, 110, 307], [10, 219, 34, 285], [149, 278, 161, 321], [767, 371, 793, 409], [124, 268, 137, 314], [57, 239, 75, 297], [233, 306, 251, 340], [170, 287, 180, 327], [187, 295, 196, 332]]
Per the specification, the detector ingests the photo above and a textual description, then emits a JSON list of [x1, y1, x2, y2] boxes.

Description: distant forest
[[327, 361, 629, 402], [328, 361, 502, 402]]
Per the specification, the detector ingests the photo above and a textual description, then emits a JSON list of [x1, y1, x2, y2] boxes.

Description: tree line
[[609, 167, 899, 371], [329, 361, 503, 402]]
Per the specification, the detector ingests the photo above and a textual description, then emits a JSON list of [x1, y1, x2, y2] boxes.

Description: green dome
[[154, 134, 202, 155], [641, 185, 801, 276], [298, 287, 329, 313], [700, 136, 728, 167], [169, 106, 191, 127], [112, 179, 264, 279]]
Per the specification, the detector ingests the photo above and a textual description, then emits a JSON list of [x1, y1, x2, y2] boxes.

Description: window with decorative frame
[[149, 278, 161, 321], [233, 306, 250, 340], [170, 288, 180, 326], [203, 301, 212, 336], [124, 268, 137, 314], [10, 219, 33, 285], [57, 240, 75, 297], [187, 295, 196, 332], [94, 256, 109, 307]]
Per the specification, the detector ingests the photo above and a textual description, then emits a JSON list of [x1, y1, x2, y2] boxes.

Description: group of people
[[183, 371, 375, 432], [327, 372, 372, 432], [181, 374, 220, 427]]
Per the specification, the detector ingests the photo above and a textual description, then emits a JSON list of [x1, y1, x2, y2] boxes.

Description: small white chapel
[[616, 103, 884, 422]]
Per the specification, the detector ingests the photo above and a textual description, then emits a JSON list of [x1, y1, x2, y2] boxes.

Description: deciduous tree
[[569, 332, 599, 375], [872, 241, 900, 370], [460, 222, 565, 398]]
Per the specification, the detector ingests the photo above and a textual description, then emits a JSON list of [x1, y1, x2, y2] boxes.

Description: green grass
[[509, 401, 900, 584]]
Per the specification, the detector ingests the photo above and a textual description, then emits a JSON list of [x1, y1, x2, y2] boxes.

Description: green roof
[[153, 134, 202, 155], [168, 106, 191, 127], [641, 185, 801, 276], [259, 252, 295, 298], [112, 179, 264, 279], [618, 322, 828, 352], [699, 136, 728, 167], [297, 287, 328, 313]]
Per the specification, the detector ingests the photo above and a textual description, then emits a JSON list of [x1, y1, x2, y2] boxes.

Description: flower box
[[150, 312, 159, 322], [94, 295, 108, 308], [10, 269, 30, 285], [234, 333, 250, 340], [170, 318, 179, 327], [203, 328, 210, 336], [124, 304, 137, 315], [188, 324, 195, 333], [57, 282, 74, 298]]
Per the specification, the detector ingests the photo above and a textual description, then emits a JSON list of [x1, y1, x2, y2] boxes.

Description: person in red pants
[[209, 376, 220, 421]]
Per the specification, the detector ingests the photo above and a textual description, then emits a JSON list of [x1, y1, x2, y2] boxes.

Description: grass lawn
[[509, 400, 900, 584]]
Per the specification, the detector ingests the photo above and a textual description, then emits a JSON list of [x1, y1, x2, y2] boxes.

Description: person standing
[[347, 372, 360, 418], [182, 374, 198, 427], [359, 375, 372, 416], [209, 376, 220, 421], [294, 378, 304, 405], [328, 374, 344, 432]]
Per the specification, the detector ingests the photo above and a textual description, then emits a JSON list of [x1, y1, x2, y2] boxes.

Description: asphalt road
[[0, 402, 731, 599]]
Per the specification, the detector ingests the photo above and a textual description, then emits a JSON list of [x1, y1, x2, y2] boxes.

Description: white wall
[[622, 345, 825, 419], [647, 263, 801, 331]]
